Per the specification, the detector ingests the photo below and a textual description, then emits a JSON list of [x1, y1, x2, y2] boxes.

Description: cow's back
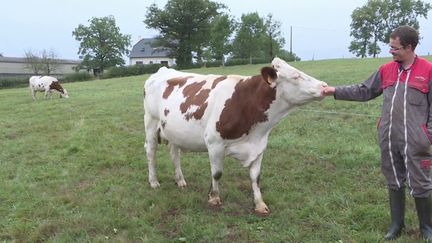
[[144, 67, 242, 151], [145, 67, 187, 118], [29, 76, 41, 86], [145, 67, 223, 119], [29, 76, 57, 91]]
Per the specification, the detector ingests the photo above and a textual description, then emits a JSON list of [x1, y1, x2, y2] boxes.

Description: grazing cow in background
[[29, 76, 69, 101], [143, 58, 327, 214]]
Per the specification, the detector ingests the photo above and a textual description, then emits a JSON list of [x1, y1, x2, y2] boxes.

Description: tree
[[206, 14, 236, 63], [277, 49, 301, 62], [73, 16, 131, 76], [144, 0, 226, 68], [24, 50, 44, 74], [381, 0, 431, 42], [349, 0, 431, 58], [24, 49, 61, 75], [41, 49, 60, 75], [232, 12, 266, 63], [264, 14, 285, 61], [232, 12, 288, 63], [349, 5, 374, 58]]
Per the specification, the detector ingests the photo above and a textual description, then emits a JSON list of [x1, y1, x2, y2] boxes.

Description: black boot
[[415, 196, 432, 241], [384, 188, 405, 240]]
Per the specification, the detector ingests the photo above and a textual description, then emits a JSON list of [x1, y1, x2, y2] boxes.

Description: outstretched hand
[[321, 86, 336, 96]]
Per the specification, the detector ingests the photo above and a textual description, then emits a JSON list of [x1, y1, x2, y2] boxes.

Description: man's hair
[[390, 25, 419, 50]]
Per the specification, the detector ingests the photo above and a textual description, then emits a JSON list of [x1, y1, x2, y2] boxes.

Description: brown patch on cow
[[162, 76, 190, 99], [216, 75, 276, 139], [191, 101, 208, 120], [180, 81, 210, 121], [212, 75, 227, 89], [49, 81, 64, 93], [164, 109, 170, 116]]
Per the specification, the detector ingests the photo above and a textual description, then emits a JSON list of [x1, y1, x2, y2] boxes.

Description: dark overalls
[[335, 57, 432, 197]]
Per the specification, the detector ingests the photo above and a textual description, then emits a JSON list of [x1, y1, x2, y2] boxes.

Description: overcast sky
[[1, 0, 431, 61]]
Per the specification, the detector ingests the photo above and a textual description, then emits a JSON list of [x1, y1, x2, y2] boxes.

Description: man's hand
[[322, 86, 336, 96]]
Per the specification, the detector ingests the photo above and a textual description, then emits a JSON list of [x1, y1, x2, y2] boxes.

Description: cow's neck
[[260, 88, 294, 131], [216, 75, 277, 140]]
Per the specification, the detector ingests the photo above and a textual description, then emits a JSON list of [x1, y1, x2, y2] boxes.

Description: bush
[[103, 64, 163, 79], [225, 58, 250, 66], [202, 60, 223, 68], [63, 72, 93, 83], [0, 77, 29, 89], [176, 63, 201, 70], [277, 50, 301, 62]]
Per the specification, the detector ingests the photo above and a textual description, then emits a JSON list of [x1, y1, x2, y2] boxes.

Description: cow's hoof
[[208, 197, 222, 206], [176, 179, 187, 188], [149, 181, 160, 188], [254, 204, 270, 215]]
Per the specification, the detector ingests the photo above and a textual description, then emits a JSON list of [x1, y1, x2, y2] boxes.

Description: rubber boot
[[415, 196, 432, 241], [384, 188, 405, 240]]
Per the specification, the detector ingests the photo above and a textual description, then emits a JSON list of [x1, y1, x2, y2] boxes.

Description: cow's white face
[[60, 89, 69, 98], [271, 58, 326, 105]]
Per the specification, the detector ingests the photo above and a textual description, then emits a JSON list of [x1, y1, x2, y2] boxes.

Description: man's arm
[[427, 78, 432, 137], [322, 71, 383, 101]]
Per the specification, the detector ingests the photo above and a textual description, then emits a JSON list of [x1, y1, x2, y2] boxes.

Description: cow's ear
[[261, 67, 277, 85]]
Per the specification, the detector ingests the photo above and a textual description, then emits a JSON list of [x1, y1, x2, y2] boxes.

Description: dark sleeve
[[334, 71, 383, 101], [427, 77, 432, 134]]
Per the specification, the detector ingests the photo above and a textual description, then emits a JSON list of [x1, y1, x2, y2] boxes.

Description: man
[[322, 25, 432, 240]]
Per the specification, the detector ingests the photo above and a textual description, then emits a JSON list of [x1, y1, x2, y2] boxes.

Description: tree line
[[144, 0, 295, 68], [20, 0, 431, 77], [349, 0, 431, 58]]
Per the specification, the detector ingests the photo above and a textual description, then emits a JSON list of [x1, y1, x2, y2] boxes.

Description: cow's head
[[266, 57, 327, 105], [60, 89, 69, 98]]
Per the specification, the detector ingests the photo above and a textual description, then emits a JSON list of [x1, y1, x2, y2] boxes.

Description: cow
[[143, 57, 327, 214], [29, 76, 69, 101]]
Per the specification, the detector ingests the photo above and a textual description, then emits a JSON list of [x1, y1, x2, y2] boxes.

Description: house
[[0, 56, 81, 78], [129, 38, 175, 67]]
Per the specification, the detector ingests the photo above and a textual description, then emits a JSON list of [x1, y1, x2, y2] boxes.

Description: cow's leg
[[207, 145, 224, 206], [169, 143, 186, 187], [249, 153, 270, 214], [144, 113, 160, 188], [30, 88, 36, 101]]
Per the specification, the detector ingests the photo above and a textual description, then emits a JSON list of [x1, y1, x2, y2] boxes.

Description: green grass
[[1, 57, 431, 242]]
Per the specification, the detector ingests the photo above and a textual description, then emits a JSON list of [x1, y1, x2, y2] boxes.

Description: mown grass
[[1, 57, 431, 242]]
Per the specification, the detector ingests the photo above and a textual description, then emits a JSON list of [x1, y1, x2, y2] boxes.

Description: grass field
[[1, 57, 431, 242]]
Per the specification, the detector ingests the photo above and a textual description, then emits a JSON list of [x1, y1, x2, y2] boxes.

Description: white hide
[[143, 58, 327, 214], [29, 76, 69, 101]]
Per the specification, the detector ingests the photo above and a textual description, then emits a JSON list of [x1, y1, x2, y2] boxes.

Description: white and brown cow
[[144, 58, 327, 214], [29, 76, 69, 101]]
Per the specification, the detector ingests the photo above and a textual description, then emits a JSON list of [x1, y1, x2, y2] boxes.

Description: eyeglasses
[[389, 46, 404, 52]]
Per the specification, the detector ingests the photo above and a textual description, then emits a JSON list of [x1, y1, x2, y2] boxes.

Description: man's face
[[389, 37, 411, 63]]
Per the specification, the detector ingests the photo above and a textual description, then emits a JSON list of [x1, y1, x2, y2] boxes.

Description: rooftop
[[129, 38, 171, 58]]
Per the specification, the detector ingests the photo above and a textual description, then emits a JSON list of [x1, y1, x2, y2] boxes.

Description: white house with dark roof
[[129, 38, 175, 66]]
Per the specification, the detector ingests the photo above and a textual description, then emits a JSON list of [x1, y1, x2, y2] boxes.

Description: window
[[161, 61, 168, 67], [136, 61, 143, 65]]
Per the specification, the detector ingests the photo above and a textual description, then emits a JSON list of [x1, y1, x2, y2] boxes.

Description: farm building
[[129, 38, 175, 67], [0, 56, 81, 78]]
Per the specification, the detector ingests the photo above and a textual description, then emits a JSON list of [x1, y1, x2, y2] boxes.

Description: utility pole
[[290, 25, 293, 54]]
